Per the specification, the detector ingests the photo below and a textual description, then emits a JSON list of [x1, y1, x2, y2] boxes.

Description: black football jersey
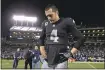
[[39, 18, 84, 49]]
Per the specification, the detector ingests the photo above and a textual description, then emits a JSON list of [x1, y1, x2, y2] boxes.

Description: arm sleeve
[[39, 21, 46, 46], [66, 18, 85, 50]]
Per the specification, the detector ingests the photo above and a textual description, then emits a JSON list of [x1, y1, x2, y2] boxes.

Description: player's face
[[45, 8, 58, 23]]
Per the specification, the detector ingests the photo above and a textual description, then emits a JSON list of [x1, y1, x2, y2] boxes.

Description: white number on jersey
[[50, 29, 59, 42]]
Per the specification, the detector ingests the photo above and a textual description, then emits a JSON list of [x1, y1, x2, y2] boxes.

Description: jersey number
[[50, 29, 59, 42]]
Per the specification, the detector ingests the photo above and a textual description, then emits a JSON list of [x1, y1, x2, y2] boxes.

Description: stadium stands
[[1, 25, 105, 62]]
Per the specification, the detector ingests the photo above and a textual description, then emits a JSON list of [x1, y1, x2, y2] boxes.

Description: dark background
[[1, 0, 104, 37]]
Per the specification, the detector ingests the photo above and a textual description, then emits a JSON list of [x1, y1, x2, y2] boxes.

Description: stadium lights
[[36, 36, 40, 38], [97, 30, 100, 32], [13, 15, 37, 22], [93, 34, 95, 36], [28, 27, 36, 31], [102, 34, 104, 36], [83, 31, 85, 33], [27, 36, 29, 37], [13, 15, 25, 21], [13, 32, 16, 34], [10, 36, 12, 38], [13, 32, 17, 34], [25, 17, 37, 22], [17, 38, 23, 39], [103, 30, 105, 32], [39, 29, 42, 31], [93, 30, 95, 33], [97, 34, 99, 36], [14, 26, 23, 30], [88, 30, 90, 33], [84, 35, 85, 36], [21, 27, 30, 31]]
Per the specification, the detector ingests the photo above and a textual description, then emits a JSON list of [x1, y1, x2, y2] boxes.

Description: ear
[[56, 11, 59, 15]]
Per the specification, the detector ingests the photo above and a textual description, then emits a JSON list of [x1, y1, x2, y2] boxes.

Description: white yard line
[[73, 62, 104, 63], [87, 63, 97, 70]]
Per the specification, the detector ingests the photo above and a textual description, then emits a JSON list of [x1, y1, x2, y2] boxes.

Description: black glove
[[45, 58, 48, 62]]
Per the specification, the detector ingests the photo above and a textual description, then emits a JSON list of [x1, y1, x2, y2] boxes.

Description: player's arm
[[40, 46, 47, 58], [67, 18, 85, 55], [39, 21, 47, 58]]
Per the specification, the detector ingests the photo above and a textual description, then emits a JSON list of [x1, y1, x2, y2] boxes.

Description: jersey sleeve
[[66, 18, 85, 50], [39, 20, 47, 46]]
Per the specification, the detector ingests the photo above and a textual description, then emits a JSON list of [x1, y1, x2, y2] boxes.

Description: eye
[[47, 15, 52, 17]]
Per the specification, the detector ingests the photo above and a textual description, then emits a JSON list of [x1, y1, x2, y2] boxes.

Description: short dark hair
[[45, 4, 59, 13]]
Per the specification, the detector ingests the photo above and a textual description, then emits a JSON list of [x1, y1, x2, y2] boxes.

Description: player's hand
[[41, 54, 47, 59], [40, 46, 47, 58], [41, 55, 48, 62], [63, 52, 74, 58], [68, 58, 76, 63]]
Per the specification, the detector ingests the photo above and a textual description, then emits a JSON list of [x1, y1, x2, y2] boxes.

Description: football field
[[0, 59, 104, 69]]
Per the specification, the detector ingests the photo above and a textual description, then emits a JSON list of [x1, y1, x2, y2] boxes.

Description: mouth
[[49, 20, 54, 23], [51, 20, 54, 22]]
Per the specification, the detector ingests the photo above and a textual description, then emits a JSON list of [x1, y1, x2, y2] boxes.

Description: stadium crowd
[[1, 45, 26, 59], [74, 43, 104, 62], [1, 43, 104, 62]]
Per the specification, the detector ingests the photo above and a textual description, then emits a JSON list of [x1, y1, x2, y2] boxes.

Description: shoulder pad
[[65, 17, 75, 23], [65, 17, 73, 21], [64, 17, 76, 26]]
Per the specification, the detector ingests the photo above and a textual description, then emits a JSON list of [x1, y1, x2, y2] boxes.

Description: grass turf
[[1, 59, 104, 69]]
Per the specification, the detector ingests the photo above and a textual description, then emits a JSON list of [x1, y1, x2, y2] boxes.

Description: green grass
[[68, 62, 104, 69], [1, 59, 104, 69]]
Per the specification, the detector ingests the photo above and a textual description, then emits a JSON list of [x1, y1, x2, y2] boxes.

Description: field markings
[[87, 63, 97, 70], [73, 62, 104, 63]]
